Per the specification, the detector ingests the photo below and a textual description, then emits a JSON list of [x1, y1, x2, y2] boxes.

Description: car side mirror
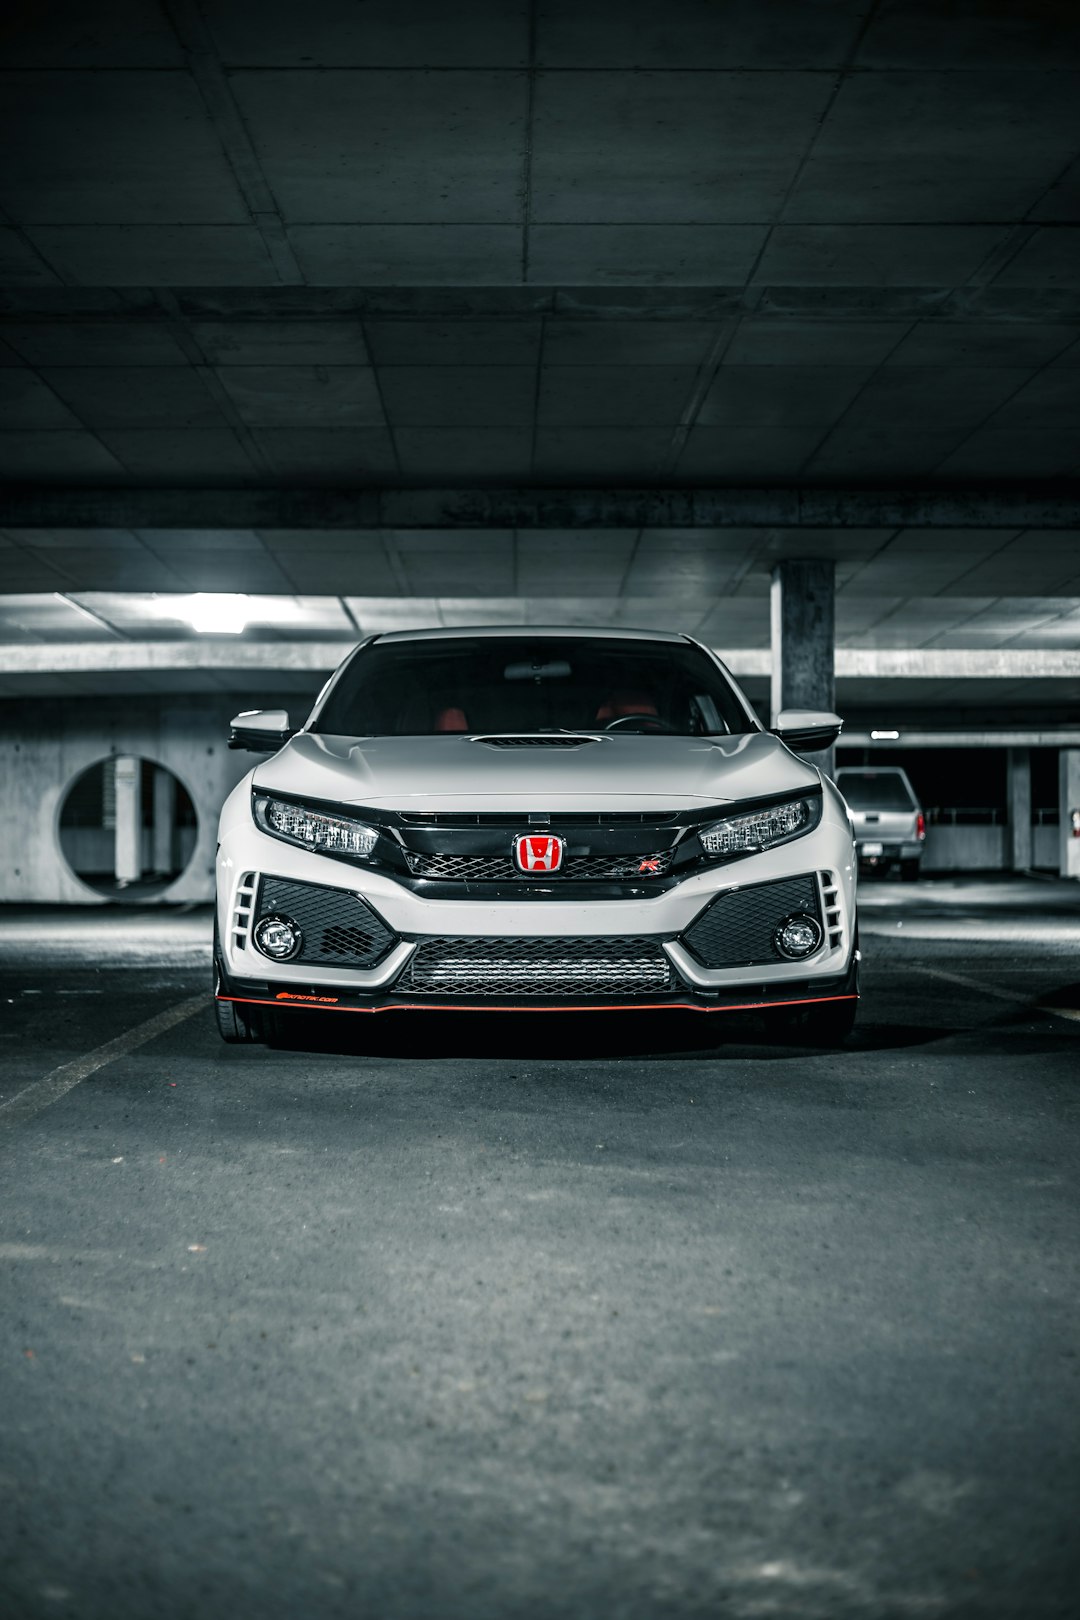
[[229, 709, 293, 752], [772, 709, 843, 754]]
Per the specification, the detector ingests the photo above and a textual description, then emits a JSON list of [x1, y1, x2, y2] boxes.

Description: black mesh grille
[[408, 935, 673, 996], [256, 877, 396, 969], [680, 875, 822, 969], [402, 850, 673, 881]]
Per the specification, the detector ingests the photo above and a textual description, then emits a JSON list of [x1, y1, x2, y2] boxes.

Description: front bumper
[[216, 793, 858, 1015]]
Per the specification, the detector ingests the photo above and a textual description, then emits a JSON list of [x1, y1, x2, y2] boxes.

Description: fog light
[[254, 914, 303, 961], [774, 914, 823, 960]]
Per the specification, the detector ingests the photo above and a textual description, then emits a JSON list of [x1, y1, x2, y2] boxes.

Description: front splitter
[[215, 957, 859, 1017]]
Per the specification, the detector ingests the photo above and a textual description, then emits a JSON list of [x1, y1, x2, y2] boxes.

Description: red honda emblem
[[514, 834, 564, 873]]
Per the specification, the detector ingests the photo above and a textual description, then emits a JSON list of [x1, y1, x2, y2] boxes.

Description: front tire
[[773, 926, 859, 1047], [213, 914, 270, 1044], [778, 994, 858, 1046], [215, 994, 267, 1044]]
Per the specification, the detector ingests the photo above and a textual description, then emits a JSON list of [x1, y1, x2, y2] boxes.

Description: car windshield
[[837, 771, 917, 811], [312, 636, 754, 738]]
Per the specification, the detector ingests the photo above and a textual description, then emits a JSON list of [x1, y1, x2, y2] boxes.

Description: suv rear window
[[836, 771, 917, 811], [312, 636, 755, 738]]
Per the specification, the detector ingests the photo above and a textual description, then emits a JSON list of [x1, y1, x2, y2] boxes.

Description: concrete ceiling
[[1, 0, 1078, 688]]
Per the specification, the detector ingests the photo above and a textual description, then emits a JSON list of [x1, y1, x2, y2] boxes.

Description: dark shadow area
[[1037, 981, 1080, 1012], [263, 1007, 961, 1062]]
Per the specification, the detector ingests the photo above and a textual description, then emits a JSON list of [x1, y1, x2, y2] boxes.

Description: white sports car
[[214, 628, 858, 1045]]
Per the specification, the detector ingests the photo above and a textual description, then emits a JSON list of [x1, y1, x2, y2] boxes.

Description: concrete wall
[[0, 697, 274, 905], [1034, 825, 1059, 870], [58, 825, 198, 876], [922, 826, 1007, 872], [922, 824, 1059, 872]]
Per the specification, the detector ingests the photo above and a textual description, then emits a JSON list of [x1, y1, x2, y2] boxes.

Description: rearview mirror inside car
[[228, 709, 293, 751], [771, 709, 843, 753]]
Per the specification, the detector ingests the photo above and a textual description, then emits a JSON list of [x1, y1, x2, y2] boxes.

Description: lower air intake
[[256, 877, 396, 969], [680, 874, 823, 969], [407, 935, 673, 997]]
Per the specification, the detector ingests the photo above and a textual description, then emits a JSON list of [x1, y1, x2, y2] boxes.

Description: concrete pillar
[[114, 755, 142, 885], [1007, 747, 1032, 872], [770, 558, 836, 773], [151, 766, 176, 876], [1060, 750, 1080, 881]]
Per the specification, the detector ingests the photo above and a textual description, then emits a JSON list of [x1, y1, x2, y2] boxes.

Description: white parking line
[[913, 964, 1027, 1004], [913, 963, 1080, 1026], [0, 994, 206, 1132]]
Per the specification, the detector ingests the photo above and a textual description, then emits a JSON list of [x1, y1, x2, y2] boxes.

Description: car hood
[[252, 730, 819, 812]]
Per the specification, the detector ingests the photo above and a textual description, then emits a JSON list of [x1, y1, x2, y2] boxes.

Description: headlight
[[700, 795, 821, 858], [254, 795, 378, 858]]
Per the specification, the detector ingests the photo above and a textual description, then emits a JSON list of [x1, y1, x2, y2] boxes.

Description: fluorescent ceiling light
[[870, 729, 900, 741], [185, 594, 250, 635]]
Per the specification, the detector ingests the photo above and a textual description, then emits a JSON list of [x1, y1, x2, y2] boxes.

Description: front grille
[[680, 874, 823, 969], [256, 877, 397, 969], [402, 849, 674, 881], [407, 935, 674, 997], [476, 735, 596, 749]]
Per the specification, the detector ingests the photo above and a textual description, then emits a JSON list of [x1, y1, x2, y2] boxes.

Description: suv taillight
[[916, 812, 926, 840]]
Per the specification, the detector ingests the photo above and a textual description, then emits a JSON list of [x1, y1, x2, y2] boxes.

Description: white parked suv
[[214, 629, 859, 1045]]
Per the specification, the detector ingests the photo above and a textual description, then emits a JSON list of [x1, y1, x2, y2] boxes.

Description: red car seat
[[434, 706, 469, 732], [595, 690, 659, 723]]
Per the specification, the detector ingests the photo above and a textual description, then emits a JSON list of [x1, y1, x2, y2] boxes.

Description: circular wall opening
[[59, 756, 198, 900]]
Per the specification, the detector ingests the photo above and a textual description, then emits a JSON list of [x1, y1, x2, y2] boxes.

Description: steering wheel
[[602, 713, 679, 734]]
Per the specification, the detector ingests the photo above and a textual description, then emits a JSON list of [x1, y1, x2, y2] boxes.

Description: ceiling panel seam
[[520, 0, 538, 285], [830, 529, 904, 598], [4, 350, 132, 480], [924, 336, 1080, 481], [663, 315, 748, 475], [159, 0, 304, 287], [0, 532, 75, 589], [150, 289, 276, 482], [964, 223, 1040, 288], [740, 0, 885, 294], [0, 203, 64, 287], [360, 313, 404, 478], [793, 318, 923, 475], [528, 312, 546, 478]]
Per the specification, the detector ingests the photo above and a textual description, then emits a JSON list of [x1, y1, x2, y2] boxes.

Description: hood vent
[[475, 735, 599, 749]]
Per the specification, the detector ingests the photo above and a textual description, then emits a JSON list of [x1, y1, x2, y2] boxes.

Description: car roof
[[373, 625, 691, 645]]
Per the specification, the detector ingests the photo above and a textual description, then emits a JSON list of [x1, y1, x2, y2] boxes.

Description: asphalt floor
[[1, 877, 1078, 1619]]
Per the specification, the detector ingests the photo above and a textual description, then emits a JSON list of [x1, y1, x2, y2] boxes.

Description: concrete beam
[[845, 730, 1080, 748], [2, 488, 1078, 530], [1, 643, 1079, 680], [3, 287, 1080, 324], [3, 643, 1080, 694]]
